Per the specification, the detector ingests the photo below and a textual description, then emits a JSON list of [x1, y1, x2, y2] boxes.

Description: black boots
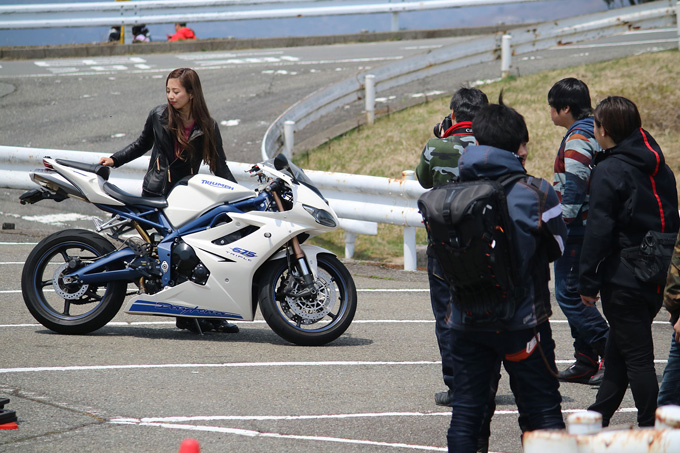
[[558, 353, 597, 384]]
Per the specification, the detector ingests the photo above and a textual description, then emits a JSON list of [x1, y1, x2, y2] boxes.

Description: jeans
[[447, 322, 564, 453], [428, 255, 455, 390], [554, 237, 609, 361], [658, 333, 680, 407], [589, 284, 662, 427]]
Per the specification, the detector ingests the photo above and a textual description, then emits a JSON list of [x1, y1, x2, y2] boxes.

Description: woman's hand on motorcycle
[[99, 157, 114, 167]]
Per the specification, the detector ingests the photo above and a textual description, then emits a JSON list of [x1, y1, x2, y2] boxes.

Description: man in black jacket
[[579, 96, 679, 427]]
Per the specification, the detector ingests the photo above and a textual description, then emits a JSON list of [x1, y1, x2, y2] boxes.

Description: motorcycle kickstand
[[192, 319, 204, 335]]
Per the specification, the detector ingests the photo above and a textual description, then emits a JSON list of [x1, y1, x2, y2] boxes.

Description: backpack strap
[[498, 172, 527, 188], [442, 190, 452, 225], [524, 175, 548, 212]]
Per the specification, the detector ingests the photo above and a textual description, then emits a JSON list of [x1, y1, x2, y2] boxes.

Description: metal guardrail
[[261, 0, 678, 160], [0, 145, 422, 263], [256, 0, 677, 270], [0, 0, 545, 30], [2, 1, 677, 270]]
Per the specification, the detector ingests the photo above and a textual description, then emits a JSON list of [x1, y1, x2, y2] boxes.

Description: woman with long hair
[[99, 68, 238, 334]]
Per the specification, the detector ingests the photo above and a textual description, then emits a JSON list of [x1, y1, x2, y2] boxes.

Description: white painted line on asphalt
[[114, 407, 638, 425], [0, 242, 37, 245], [118, 412, 452, 423], [357, 288, 429, 292], [0, 359, 668, 374], [108, 407, 640, 451], [0, 361, 440, 374], [176, 50, 285, 60], [112, 420, 449, 451]]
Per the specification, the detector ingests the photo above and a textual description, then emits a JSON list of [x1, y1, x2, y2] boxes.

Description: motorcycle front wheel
[[258, 254, 357, 346], [21, 229, 127, 334]]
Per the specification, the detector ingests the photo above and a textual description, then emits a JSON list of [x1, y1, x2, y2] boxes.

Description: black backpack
[[417, 173, 528, 323]]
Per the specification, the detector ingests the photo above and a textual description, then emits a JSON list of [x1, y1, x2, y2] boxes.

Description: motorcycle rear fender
[[29, 169, 86, 201], [48, 158, 124, 206]]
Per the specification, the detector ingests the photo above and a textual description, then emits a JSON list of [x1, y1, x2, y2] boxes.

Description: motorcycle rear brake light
[[42, 159, 53, 169]]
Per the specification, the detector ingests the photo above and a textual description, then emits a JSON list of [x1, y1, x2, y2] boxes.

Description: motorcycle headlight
[[303, 204, 337, 228]]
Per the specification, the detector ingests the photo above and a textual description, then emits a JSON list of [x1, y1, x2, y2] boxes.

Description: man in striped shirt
[[549, 78, 610, 385]]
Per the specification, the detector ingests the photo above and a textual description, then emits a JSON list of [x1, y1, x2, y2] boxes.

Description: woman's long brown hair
[[165, 68, 219, 173]]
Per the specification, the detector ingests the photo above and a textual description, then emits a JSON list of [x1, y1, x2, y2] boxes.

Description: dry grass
[[295, 50, 680, 262]]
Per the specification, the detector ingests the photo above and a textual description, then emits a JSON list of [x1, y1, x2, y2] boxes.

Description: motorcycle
[[19, 154, 357, 346]]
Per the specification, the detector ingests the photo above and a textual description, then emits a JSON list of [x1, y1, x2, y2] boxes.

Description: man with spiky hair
[[548, 78, 609, 386]]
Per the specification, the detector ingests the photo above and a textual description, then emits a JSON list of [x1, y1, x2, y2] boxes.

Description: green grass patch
[[295, 50, 680, 262]]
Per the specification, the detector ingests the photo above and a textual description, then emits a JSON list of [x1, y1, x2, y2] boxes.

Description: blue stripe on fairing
[[128, 301, 243, 319]]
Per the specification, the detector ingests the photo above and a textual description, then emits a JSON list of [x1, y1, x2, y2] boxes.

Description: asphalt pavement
[[0, 186, 675, 452], [0, 27, 678, 452], [0, 28, 676, 167]]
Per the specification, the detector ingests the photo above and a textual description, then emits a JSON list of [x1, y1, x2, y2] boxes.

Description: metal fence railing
[[262, 0, 678, 159], [0, 0, 545, 31], [0, 145, 418, 264], [1, 1, 677, 270]]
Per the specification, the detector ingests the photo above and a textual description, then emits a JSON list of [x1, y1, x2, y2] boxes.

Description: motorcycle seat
[[56, 159, 111, 180], [102, 182, 169, 209]]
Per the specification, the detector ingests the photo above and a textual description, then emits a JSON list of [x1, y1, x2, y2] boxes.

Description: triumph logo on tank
[[201, 179, 234, 190]]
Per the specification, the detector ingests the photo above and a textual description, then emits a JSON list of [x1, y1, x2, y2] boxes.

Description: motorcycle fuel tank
[[164, 175, 256, 227]]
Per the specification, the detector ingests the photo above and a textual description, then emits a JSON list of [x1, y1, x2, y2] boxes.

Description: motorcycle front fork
[[271, 190, 317, 297]]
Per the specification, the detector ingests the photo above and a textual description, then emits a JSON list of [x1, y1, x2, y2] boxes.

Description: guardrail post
[[283, 120, 295, 158], [365, 74, 375, 126], [402, 170, 417, 271], [566, 411, 602, 435], [676, 3, 680, 51], [656, 405, 680, 429], [391, 12, 399, 32], [344, 231, 357, 259], [501, 34, 512, 78]]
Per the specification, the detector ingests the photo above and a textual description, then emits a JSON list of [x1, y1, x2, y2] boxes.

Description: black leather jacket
[[111, 104, 236, 197], [579, 127, 679, 296]]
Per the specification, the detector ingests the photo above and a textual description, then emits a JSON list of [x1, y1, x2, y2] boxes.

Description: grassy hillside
[[294, 50, 680, 262]]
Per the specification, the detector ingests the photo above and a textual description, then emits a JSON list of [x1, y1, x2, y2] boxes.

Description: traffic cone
[[178, 438, 200, 453]]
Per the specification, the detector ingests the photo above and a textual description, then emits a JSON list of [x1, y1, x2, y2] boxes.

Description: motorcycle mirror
[[273, 154, 289, 172]]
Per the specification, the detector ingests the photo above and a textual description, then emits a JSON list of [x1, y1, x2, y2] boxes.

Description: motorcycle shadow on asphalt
[[29, 326, 374, 347]]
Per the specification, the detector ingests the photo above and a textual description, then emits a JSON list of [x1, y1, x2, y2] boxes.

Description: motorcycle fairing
[[126, 300, 243, 319], [123, 243, 332, 320]]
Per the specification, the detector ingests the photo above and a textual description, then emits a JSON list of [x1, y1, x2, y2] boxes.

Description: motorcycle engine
[[171, 240, 210, 286], [124, 238, 162, 295]]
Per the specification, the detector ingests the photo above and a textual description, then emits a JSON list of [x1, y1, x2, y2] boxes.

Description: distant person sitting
[[132, 25, 151, 43], [167, 23, 196, 41], [107, 26, 121, 42]]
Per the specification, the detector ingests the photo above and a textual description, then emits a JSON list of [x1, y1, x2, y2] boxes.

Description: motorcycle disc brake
[[285, 272, 336, 323], [52, 262, 90, 300]]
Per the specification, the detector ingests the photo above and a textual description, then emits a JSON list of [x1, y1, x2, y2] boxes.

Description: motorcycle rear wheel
[[258, 254, 357, 346], [21, 229, 127, 334]]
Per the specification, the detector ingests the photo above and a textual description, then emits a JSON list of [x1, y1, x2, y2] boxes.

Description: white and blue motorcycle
[[19, 154, 357, 346]]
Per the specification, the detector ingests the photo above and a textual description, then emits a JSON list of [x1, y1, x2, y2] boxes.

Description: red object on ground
[[178, 438, 200, 453], [0, 422, 18, 430]]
